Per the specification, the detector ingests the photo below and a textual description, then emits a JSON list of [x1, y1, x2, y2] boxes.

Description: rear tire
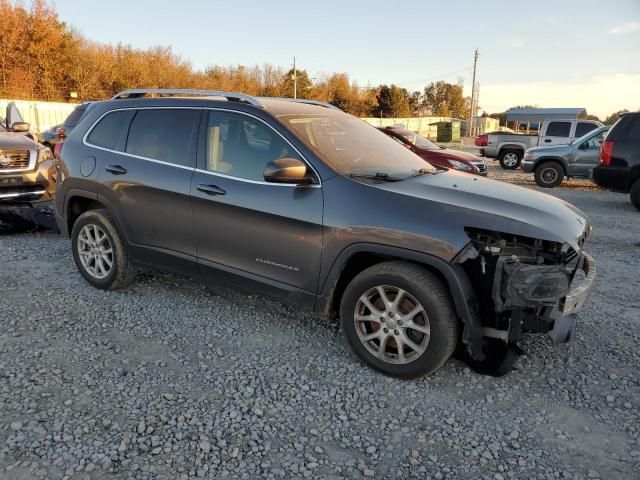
[[71, 209, 136, 290], [631, 179, 640, 211], [499, 149, 522, 170], [340, 261, 459, 378], [534, 162, 564, 188]]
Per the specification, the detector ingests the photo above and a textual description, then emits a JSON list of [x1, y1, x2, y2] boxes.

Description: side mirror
[[264, 157, 311, 184], [11, 122, 30, 133]]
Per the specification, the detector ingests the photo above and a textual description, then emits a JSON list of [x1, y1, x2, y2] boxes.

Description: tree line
[[0, 0, 474, 119]]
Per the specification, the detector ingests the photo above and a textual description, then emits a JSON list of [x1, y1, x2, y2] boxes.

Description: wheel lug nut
[[397, 320, 403, 326], [380, 317, 385, 322], [394, 330, 400, 336], [383, 328, 389, 333]]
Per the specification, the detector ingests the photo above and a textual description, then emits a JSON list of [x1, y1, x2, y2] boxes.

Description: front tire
[[71, 209, 136, 290], [631, 179, 640, 211], [340, 262, 459, 378], [499, 149, 522, 170], [534, 162, 564, 188]]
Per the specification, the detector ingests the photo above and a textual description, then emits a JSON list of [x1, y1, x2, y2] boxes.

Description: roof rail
[[262, 97, 341, 111], [111, 89, 263, 107]]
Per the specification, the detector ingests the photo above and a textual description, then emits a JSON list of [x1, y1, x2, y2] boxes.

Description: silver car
[[523, 126, 610, 187]]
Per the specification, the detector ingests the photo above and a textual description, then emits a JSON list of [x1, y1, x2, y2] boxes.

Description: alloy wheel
[[354, 285, 431, 364], [540, 167, 559, 184], [503, 152, 519, 167], [77, 224, 113, 279]]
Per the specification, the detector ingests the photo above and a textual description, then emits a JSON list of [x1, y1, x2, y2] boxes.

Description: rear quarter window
[[617, 116, 640, 142], [86, 110, 134, 150]]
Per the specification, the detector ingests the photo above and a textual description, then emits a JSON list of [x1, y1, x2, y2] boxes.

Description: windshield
[[392, 128, 440, 150], [277, 112, 436, 177]]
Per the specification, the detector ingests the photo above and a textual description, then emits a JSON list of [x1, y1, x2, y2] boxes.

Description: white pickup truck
[[475, 119, 603, 169]]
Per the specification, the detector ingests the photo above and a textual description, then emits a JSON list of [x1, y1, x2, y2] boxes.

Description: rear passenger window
[[87, 111, 133, 150], [575, 122, 597, 137], [546, 122, 571, 137], [619, 116, 640, 142], [125, 109, 198, 167]]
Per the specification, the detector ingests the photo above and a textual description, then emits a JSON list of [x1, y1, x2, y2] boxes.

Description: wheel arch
[[498, 144, 526, 156], [315, 243, 483, 359], [65, 191, 127, 242]]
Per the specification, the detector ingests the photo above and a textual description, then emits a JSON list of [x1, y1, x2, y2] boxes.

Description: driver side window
[[205, 111, 302, 182], [584, 132, 604, 149]]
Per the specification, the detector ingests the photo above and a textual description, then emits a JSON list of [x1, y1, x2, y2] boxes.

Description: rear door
[[540, 121, 572, 146], [190, 109, 323, 303], [94, 107, 200, 273]]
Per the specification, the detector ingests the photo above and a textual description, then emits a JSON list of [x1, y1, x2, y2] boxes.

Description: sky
[[53, 0, 640, 118]]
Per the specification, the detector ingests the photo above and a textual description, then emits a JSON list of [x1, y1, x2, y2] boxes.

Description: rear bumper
[[592, 165, 632, 192]]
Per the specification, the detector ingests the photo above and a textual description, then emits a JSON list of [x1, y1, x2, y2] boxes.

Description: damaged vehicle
[[0, 102, 57, 230], [55, 89, 595, 378]]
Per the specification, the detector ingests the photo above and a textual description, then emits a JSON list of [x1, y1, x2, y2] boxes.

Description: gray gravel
[[1, 166, 639, 479]]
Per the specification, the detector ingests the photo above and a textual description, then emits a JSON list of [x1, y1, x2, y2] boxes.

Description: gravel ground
[[1, 166, 639, 480]]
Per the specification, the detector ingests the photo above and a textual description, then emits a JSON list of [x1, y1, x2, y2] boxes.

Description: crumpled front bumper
[[548, 251, 596, 343]]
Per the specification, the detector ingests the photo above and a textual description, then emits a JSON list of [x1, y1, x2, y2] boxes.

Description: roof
[[506, 107, 586, 122]]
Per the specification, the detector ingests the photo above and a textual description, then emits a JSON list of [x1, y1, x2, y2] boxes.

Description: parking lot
[[1, 164, 639, 480]]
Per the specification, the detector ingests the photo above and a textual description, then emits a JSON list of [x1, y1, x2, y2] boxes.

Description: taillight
[[600, 140, 614, 166], [57, 127, 66, 141], [475, 134, 488, 147]]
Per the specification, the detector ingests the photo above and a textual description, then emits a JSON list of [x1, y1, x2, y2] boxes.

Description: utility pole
[[293, 56, 297, 99], [467, 48, 479, 138]]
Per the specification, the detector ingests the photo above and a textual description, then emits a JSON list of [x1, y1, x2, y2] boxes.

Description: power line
[[394, 66, 473, 87], [353, 66, 473, 90]]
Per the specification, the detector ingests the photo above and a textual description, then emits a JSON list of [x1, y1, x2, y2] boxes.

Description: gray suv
[[55, 89, 596, 378]]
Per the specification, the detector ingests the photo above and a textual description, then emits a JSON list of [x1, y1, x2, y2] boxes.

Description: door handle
[[544, 139, 552, 143], [196, 184, 226, 196], [105, 165, 127, 175]]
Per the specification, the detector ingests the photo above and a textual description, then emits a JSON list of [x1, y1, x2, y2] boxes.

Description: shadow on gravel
[[0, 207, 59, 234], [454, 341, 525, 377]]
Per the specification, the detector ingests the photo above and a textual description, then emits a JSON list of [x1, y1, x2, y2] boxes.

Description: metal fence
[[0, 99, 77, 134]]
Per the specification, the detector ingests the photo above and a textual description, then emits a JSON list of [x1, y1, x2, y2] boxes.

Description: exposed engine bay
[[454, 227, 594, 369]]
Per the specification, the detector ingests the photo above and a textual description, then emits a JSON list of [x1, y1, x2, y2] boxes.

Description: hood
[[379, 170, 589, 252], [527, 143, 572, 155], [419, 147, 482, 163], [0, 132, 40, 150]]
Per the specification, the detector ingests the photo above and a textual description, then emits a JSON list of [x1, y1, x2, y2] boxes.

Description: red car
[[379, 126, 487, 176]]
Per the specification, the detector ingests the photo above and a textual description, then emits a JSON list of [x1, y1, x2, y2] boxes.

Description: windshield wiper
[[405, 167, 443, 179], [349, 172, 403, 182]]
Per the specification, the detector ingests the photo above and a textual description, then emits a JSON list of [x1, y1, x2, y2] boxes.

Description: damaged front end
[[455, 227, 596, 362]]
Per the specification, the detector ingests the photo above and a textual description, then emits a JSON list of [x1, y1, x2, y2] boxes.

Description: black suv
[[592, 112, 640, 211], [55, 89, 596, 378]]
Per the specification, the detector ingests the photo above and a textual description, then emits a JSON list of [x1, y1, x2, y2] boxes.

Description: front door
[[191, 109, 323, 303], [570, 130, 606, 176]]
